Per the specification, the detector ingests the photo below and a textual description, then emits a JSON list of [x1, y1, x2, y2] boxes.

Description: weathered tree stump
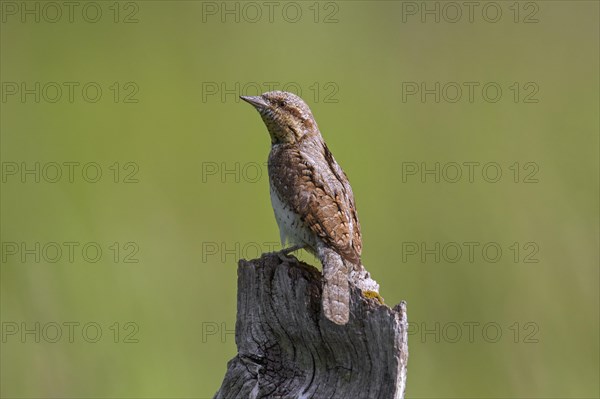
[[214, 253, 408, 399]]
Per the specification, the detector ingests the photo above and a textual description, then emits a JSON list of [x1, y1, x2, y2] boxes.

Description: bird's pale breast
[[269, 182, 316, 250]]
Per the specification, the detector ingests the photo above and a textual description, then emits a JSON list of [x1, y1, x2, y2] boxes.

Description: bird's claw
[[276, 245, 303, 263]]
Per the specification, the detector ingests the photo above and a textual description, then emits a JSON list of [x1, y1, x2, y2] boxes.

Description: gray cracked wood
[[214, 253, 408, 399]]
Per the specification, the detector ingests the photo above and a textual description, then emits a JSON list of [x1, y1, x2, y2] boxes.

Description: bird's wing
[[269, 143, 362, 265]]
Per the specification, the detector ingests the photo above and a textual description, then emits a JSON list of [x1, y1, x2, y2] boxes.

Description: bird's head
[[241, 91, 318, 145]]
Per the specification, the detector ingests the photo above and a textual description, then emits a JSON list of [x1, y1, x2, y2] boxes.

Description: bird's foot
[[276, 245, 304, 263]]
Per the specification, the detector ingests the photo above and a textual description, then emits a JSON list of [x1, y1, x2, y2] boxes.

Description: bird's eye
[[278, 100, 286, 107]]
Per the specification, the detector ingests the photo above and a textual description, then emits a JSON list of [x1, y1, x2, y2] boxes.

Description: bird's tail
[[318, 246, 351, 325], [318, 246, 381, 325]]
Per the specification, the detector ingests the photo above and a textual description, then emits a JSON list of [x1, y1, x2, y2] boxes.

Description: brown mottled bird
[[241, 91, 379, 325]]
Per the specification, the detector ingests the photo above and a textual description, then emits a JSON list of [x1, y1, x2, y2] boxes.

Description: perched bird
[[241, 91, 379, 325]]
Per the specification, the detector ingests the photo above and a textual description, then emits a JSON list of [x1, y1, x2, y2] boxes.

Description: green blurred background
[[1, 1, 598, 398]]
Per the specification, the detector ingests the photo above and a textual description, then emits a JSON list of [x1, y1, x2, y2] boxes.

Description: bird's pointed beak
[[240, 95, 269, 109]]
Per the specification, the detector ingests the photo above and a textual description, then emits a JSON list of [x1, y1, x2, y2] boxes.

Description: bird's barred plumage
[[268, 142, 362, 265]]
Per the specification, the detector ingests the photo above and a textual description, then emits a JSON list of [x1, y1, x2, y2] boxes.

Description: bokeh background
[[1, 1, 598, 398]]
